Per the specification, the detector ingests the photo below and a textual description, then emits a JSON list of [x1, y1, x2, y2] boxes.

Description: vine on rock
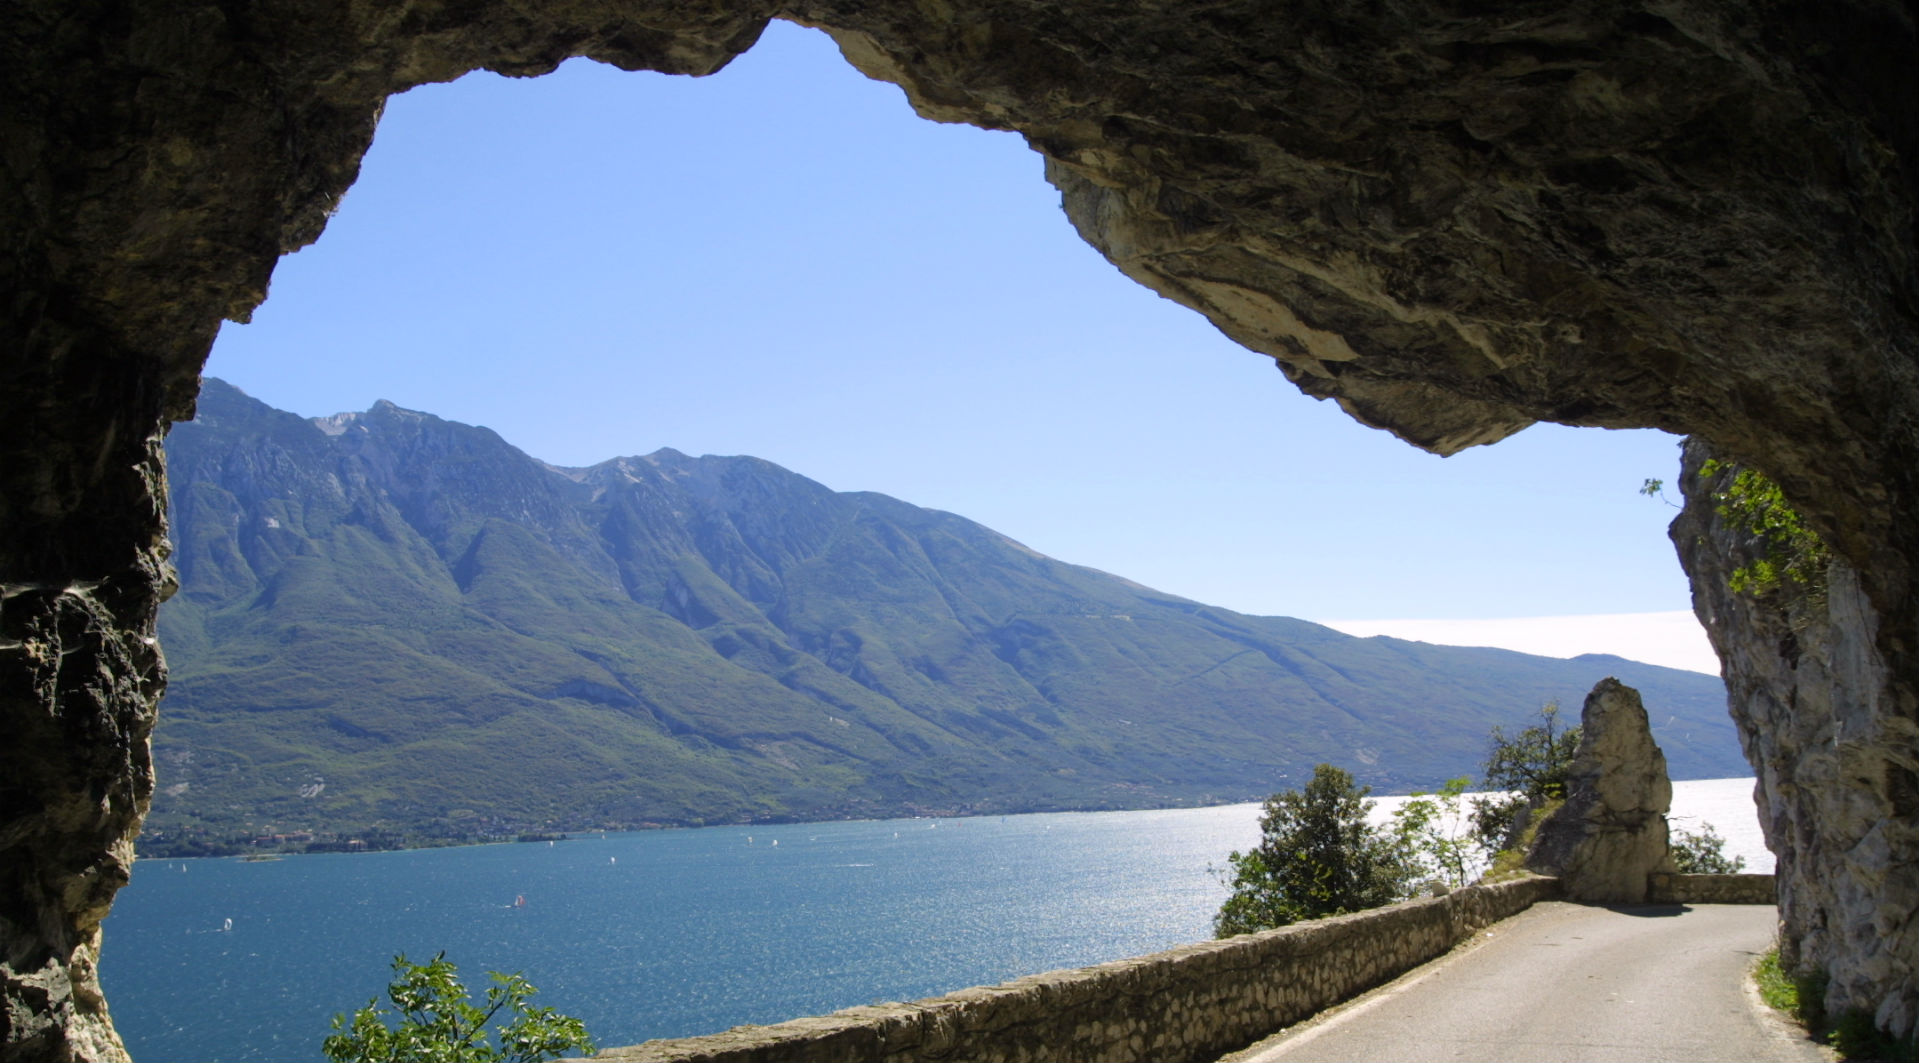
[[1695, 460, 1830, 598]]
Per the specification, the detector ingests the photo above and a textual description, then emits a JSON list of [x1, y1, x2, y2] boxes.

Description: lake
[[100, 778, 1768, 1062]]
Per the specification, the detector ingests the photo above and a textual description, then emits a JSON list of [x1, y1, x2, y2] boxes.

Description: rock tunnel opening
[[128, 18, 1722, 1053], [4, 2, 1917, 1057], [205, 21, 1699, 638]]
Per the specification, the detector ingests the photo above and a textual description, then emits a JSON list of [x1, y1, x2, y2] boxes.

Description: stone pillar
[[1526, 678, 1676, 903]]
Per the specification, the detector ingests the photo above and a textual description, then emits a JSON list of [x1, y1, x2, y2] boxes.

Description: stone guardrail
[[1646, 872, 1776, 905], [591, 875, 1560, 1063]]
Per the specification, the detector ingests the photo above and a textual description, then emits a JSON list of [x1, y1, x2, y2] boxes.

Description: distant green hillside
[[144, 379, 1744, 855]]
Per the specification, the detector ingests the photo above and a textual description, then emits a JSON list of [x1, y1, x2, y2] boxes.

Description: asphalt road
[[1222, 901, 1830, 1063]]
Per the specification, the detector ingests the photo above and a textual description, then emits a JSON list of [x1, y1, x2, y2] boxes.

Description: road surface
[[1222, 901, 1829, 1063]]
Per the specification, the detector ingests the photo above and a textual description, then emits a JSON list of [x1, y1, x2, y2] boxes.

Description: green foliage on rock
[[1757, 948, 1919, 1061], [1479, 797, 1561, 882], [323, 953, 593, 1063], [1697, 459, 1830, 596], [1213, 764, 1414, 936]]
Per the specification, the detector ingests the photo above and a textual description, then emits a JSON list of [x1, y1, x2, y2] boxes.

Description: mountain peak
[[312, 411, 359, 436], [150, 385, 1744, 851], [363, 397, 436, 422], [307, 397, 440, 438]]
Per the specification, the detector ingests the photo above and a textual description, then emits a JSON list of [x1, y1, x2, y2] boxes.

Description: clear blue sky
[[205, 21, 1700, 654]]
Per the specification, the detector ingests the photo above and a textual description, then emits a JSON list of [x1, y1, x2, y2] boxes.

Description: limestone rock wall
[[2, 0, 1916, 1055], [592, 877, 1559, 1063], [1526, 678, 1676, 902], [1676, 439, 1919, 1035], [0, 345, 173, 1059]]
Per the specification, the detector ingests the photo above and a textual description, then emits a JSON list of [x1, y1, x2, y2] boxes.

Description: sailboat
[[221, 917, 232, 932], [514, 894, 526, 908]]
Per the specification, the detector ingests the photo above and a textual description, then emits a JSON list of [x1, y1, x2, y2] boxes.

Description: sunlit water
[[101, 778, 1768, 1062]]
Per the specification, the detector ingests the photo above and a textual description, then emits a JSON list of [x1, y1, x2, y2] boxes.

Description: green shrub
[[1754, 948, 1919, 1061], [1668, 823, 1746, 874], [1480, 701, 1580, 804], [1213, 764, 1413, 936], [323, 953, 593, 1063], [1479, 797, 1561, 883], [1388, 777, 1479, 891], [1470, 702, 1580, 862]]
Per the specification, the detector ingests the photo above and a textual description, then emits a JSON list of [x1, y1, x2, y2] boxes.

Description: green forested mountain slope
[[146, 379, 1743, 853]]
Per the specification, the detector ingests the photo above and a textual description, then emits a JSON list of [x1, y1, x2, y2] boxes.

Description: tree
[[1389, 777, 1479, 890], [323, 953, 594, 1063], [1670, 823, 1747, 874], [1471, 701, 1581, 857], [1213, 764, 1413, 936], [1481, 701, 1580, 801]]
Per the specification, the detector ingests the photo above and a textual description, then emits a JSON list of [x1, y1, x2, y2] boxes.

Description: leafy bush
[[323, 953, 593, 1063], [1213, 764, 1413, 936], [1388, 777, 1480, 891], [1479, 797, 1561, 882], [1668, 823, 1746, 874]]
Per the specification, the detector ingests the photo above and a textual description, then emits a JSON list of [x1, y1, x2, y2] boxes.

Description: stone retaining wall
[[1647, 872, 1777, 905], [592, 876, 1560, 1063]]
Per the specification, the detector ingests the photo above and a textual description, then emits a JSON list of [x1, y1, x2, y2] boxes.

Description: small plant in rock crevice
[[1695, 459, 1830, 599], [1755, 947, 1919, 1062]]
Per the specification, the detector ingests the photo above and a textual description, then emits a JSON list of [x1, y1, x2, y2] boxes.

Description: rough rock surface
[[1527, 679, 1676, 902], [1, 0, 1916, 1055], [1675, 438, 1919, 1035]]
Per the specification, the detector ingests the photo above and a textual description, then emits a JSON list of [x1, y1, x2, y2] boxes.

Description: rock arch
[[2, 1, 1913, 1056]]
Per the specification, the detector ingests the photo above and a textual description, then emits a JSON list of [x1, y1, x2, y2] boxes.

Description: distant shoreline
[[132, 778, 1762, 864], [133, 797, 1275, 861]]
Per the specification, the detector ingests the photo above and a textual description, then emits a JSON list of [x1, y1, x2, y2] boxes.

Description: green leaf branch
[[323, 952, 594, 1063], [1697, 459, 1830, 597]]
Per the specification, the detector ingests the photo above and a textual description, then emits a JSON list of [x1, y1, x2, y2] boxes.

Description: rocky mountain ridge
[[145, 379, 1745, 854]]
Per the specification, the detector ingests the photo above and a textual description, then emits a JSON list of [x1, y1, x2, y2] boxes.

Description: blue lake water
[[101, 779, 1768, 1062]]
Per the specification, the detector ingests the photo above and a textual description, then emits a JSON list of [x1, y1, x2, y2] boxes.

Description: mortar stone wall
[[592, 876, 1559, 1063], [1647, 872, 1777, 905]]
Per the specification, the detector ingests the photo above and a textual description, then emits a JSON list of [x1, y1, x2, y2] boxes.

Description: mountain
[[144, 379, 1744, 854]]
